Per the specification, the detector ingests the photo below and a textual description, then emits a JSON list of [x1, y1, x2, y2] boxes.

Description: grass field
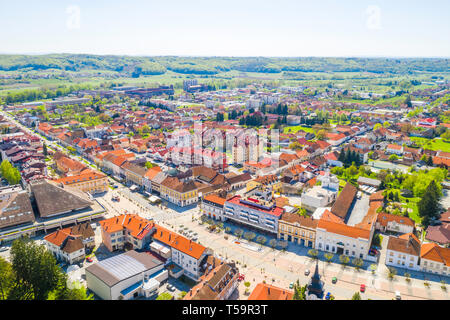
[[410, 137, 450, 153], [283, 125, 315, 134]]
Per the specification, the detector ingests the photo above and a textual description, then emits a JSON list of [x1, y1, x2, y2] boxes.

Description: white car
[[395, 291, 401, 300], [0, 246, 8, 252]]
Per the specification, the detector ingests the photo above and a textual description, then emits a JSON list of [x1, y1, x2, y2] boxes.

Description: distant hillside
[[0, 54, 448, 76]]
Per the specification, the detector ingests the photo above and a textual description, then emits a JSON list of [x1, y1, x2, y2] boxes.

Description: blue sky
[[0, 0, 449, 57]]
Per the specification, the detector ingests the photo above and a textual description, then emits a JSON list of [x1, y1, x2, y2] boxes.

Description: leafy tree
[[441, 130, 450, 142], [216, 113, 224, 122], [7, 237, 91, 300], [234, 228, 244, 239], [352, 258, 364, 270], [351, 292, 362, 300], [389, 154, 399, 161], [156, 292, 173, 300], [244, 231, 256, 242], [292, 280, 307, 300], [339, 254, 350, 265], [0, 257, 13, 300], [0, 160, 21, 185], [269, 239, 277, 249], [418, 180, 441, 226], [308, 249, 318, 259], [316, 129, 327, 140], [43, 143, 48, 156], [144, 162, 154, 169], [256, 235, 267, 246], [324, 253, 334, 263], [387, 267, 397, 280], [178, 291, 187, 300], [374, 123, 382, 130]]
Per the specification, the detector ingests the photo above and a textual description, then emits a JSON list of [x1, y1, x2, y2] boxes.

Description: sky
[[0, 0, 449, 57]]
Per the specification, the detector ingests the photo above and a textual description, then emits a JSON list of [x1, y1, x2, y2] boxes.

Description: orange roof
[[152, 224, 206, 260], [317, 219, 371, 239], [44, 227, 72, 246], [377, 212, 415, 227], [399, 232, 420, 244], [144, 166, 162, 179], [321, 209, 344, 224], [296, 149, 310, 158], [279, 153, 299, 164], [100, 214, 153, 239], [54, 169, 106, 185], [203, 194, 226, 206], [433, 156, 450, 167], [387, 144, 402, 150], [420, 243, 450, 266], [248, 283, 293, 300]]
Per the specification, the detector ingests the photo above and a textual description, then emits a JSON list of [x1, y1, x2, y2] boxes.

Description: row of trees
[[0, 160, 21, 185], [0, 237, 92, 300], [338, 149, 363, 167]]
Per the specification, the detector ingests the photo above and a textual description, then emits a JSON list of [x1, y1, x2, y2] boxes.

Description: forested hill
[[0, 54, 448, 76]]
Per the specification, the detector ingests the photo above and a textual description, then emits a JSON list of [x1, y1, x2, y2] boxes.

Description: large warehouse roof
[[86, 250, 163, 287]]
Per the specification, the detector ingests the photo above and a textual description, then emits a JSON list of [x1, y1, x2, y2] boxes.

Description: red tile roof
[[152, 224, 206, 260], [248, 283, 293, 300]]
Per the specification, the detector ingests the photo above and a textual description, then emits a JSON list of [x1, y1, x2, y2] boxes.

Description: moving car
[[332, 277, 337, 284], [289, 282, 294, 289], [360, 284, 366, 293], [325, 292, 332, 300], [304, 269, 310, 276], [86, 257, 93, 263], [238, 274, 245, 281]]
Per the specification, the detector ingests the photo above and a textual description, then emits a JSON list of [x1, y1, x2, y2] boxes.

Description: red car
[[238, 274, 245, 281], [360, 284, 366, 292], [86, 257, 93, 263]]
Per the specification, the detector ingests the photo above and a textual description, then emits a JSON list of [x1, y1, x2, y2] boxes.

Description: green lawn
[[410, 137, 450, 153], [401, 197, 422, 225], [283, 125, 315, 134]]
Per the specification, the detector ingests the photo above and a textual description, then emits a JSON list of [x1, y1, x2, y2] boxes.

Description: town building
[[43, 222, 95, 264], [99, 214, 154, 252], [184, 257, 239, 300], [386, 233, 421, 271], [278, 212, 317, 248], [85, 250, 167, 300], [223, 189, 284, 234], [151, 225, 210, 281]]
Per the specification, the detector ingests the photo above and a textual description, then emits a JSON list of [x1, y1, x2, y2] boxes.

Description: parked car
[[370, 248, 379, 255], [325, 292, 332, 300], [167, 284, 175, 291], [304, 269, 310, 276], [332, 277, 337, 284], [395, 291, 401, 300], [289, 282, 294, 289], [238, 274, 245, 281], [360, 284, 366, 293], [86, 257, 93, 263], [0, 246, 8, 252]]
